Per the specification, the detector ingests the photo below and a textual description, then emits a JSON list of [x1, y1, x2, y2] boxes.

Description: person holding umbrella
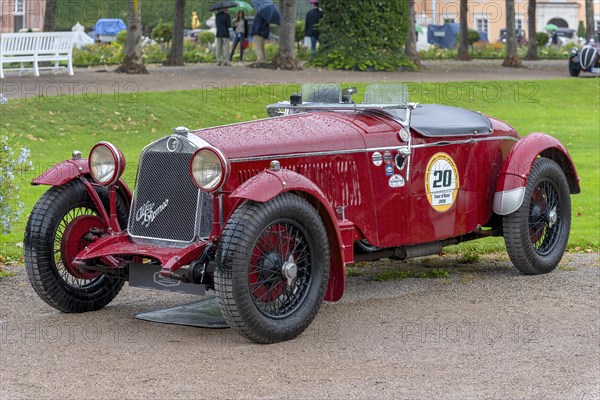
[[229, 10, 249, 64], [215, 7, 232, 66], [305, 1, 323, 60]]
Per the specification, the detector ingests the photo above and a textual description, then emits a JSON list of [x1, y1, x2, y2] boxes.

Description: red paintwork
[[32, 158, 89, 186], [61, 215, 106, 280], [495, 132, 580, 194], [73, 232, 208, 276], [36, 105, 579, 303], [230, 168, 348, 302]]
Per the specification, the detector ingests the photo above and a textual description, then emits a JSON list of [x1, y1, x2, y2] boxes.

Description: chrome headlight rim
[[88, 141, 125, 186], [190, 147, 229, 192]]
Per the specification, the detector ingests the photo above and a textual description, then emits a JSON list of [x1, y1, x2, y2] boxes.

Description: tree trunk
[[117, 0, 148, 74], [404, 0, 420, 66], [585, 0, 595, 41], [525, 0, 537, 60], [166, 0, 186, 66], [502, 0, 522, 67], [273, 0, 299, 70], [456, 0, 470, 61], [43, 0, 57, 32]]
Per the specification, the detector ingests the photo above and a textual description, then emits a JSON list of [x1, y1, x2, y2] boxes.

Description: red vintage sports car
[[24, 84, 580, 343]]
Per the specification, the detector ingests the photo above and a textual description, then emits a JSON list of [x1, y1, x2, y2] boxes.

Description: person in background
[[305, 2, 323, 60], [252, 13, 270, 64], [229, 10, 248, 64], [551, 29, 559, 46], [215, 8, 231, 66]]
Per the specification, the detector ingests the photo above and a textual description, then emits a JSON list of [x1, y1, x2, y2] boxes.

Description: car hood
[[190, 112, 368, 160]]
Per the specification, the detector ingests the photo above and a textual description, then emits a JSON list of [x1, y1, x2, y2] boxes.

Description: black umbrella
[[209, 1, 238, 11]]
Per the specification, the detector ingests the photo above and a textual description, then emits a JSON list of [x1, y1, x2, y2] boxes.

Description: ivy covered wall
[[312, 0, 413, 71]]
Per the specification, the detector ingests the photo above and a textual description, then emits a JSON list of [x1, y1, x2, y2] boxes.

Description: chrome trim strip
[[493, 186, 526, 215], [229, 136, 519, 163]]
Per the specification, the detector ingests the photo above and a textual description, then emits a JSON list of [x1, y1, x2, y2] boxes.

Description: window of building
[[14, 0, 25, 16], [515, 17, 523, 31], [476, 18, 489, 34]]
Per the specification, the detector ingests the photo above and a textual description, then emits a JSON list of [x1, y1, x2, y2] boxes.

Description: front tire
[[24, 180, 128, 312], [215, 193, 330, 344], [569, 61, 581, 77], [503, 158, 571, 274]]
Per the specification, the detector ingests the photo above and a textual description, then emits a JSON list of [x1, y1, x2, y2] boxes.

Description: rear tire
[[503, 158, 571, 275], [24, 180, 128, 312], [215, 193, 330, 344]]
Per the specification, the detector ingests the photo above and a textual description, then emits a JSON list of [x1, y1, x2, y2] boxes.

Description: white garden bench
[[0, 32, 75, 79]]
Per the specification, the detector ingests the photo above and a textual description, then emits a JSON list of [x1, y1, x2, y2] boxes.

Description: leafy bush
[[536, 32, 549, 48], [456, 29, 481, 47], [115, 29, 127, 45], [578, 21, 585, 39], [143, 44, 167, 63], [198, 31, 215, 47], [313, 0, 413, 71], [73, 43, 124, 66], [419, 42, 567, 60], [152, 21, 173, 43], [295, 20, 305, 43]]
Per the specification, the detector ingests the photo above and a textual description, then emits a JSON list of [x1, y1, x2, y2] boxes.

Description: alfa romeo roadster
[[24, 84, 580, 343]]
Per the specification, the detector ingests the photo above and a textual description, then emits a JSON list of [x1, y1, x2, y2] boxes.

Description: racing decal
[[425, 153, 459, 212], [383, 151, 394, 165], [385, 165, 394, 176], [389, 174, 405, 188], [372, 152, 383, 167]]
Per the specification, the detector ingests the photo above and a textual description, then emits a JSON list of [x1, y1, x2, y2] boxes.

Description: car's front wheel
[[569, 61, 581, 76], [215, 193, 330, 344], [24, 180, 128, 312], [503, 158, 571, 275]]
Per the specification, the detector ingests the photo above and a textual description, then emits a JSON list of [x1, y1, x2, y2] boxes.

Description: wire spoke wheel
[[215, 193, 330, 344], [24, 180, 128, 313], [528, 180, 561, 255], [503, 158, 571, 275], [249, 221, 312, 318]]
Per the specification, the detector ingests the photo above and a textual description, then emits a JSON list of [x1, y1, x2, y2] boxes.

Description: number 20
[[432, 170, 452, 188]]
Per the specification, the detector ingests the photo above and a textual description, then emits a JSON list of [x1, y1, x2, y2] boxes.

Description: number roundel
[[425, 153, 460, 212]]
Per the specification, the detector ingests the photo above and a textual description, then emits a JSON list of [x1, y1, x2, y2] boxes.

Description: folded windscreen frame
[[301, 83, 343, 103]]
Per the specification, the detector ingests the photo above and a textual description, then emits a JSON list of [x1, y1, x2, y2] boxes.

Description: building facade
[[1, 0, 46, 33], [415, 0, 600, 43]]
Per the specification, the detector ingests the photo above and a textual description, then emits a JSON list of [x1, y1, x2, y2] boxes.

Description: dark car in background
[[569, 35, 600, 77]]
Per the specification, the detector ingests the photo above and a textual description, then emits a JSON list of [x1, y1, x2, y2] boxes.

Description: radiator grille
[[128, 136, 213, 245]]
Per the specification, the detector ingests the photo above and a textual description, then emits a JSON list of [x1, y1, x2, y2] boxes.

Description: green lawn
[[1, 78, 598, 261]]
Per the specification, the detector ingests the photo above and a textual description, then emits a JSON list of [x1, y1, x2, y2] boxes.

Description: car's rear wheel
[[215, 193, 330, 344], [503, 158, 571, 275], [24, 180, 128, 312]]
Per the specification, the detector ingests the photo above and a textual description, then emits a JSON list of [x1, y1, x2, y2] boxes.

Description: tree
[[118, 0, 148, 74], [456, 0, 470, 61], [273, 0, 299, 70], [404, 0, 420, 66], [525, 0, 537, 60], [43, 0, 57, 31], [585, 0, 595, 41], [502, 0, 522, 67], [166, 0, 186, 66]]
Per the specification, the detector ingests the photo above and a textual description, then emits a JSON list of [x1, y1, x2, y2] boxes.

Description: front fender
[[230, 169, 348, 302], [32, 158, 90, 186], [493, 133, 580, 215], [31, 158, 133, 206]]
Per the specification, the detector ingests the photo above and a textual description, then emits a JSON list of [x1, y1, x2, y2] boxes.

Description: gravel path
[[1, 253, 598, 399], [0, 59, 578, 100]]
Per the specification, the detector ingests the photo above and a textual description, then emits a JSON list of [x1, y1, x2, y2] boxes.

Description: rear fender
[[493, 133, 580, 215], [230, 169, 349, 302]]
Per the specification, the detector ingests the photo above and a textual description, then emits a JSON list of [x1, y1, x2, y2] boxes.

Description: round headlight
[[88, 142, 125, 186], [190, 147, 228, 192]]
